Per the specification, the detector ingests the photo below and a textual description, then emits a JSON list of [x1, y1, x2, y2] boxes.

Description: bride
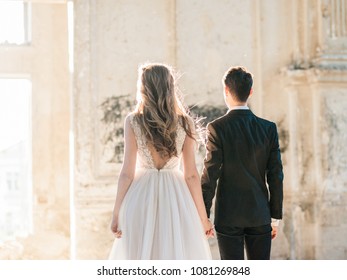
[[108, 62, 213, 259]]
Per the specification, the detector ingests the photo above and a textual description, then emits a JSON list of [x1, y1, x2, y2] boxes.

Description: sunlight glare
[[0, 1, 27, 44]]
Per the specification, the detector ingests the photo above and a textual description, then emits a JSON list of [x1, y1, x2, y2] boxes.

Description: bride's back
[[129, 113, 186, 170]]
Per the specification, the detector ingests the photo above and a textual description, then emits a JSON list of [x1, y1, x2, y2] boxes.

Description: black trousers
[[216, 224, 272, 260]]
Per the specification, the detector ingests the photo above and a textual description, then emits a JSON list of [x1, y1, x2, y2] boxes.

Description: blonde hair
[[134, 62, 194, 158]]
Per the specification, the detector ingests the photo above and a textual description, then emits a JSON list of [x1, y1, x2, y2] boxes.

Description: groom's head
[[223, 66, 253, 103]]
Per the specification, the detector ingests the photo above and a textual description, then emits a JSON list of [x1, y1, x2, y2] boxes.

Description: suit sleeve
[[266, 123, 284, 219], [201, 123, 223, 218]]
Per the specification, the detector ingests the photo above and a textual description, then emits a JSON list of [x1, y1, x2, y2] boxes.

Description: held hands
[[110, 215, 122, 238], [203, 219, 215, 239]]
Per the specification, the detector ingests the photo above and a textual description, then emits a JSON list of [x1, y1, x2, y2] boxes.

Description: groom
[[201, 66, 284, 260]]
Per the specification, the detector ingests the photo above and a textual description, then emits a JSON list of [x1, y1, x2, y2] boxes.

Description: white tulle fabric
[[108, 113, 212, 260]]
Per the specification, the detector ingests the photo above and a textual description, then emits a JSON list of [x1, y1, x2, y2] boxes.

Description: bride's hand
[[110, 215, 122, 238], [203, 219, 215, 238]]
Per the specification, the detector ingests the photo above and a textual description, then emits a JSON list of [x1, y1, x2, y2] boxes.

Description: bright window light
[[0, 1, 31, 45], [0, 78, 32, 242]]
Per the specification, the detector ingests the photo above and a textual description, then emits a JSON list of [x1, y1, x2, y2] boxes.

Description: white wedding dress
[[108, 113, 212, 260]]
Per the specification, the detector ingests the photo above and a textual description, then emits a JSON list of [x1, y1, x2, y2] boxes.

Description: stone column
[[281, 0, 347, 259]]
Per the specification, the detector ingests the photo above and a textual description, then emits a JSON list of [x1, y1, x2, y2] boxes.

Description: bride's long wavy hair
[[134, 63, 195, 158]]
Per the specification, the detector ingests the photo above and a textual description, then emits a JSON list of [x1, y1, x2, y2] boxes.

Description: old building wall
[[73, 0, 347, 259], [259, 0, 347, 259], [2, 0, 344, 260]]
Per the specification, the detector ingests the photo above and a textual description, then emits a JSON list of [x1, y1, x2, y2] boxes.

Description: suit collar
[[228, 105, 249, 111], [226, 108, 253, 116]]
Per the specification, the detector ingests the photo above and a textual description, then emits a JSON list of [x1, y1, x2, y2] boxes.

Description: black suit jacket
[[201, 109, 283, 228]]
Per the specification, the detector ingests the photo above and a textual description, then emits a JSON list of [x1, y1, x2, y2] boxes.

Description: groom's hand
[[271, 226, 278, 240]]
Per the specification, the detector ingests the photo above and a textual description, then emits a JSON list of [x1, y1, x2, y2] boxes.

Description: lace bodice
[[129, 113, 186, 170]]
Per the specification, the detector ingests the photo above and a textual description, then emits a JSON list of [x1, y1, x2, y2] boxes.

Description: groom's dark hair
[[223, 66, 253, 102]]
